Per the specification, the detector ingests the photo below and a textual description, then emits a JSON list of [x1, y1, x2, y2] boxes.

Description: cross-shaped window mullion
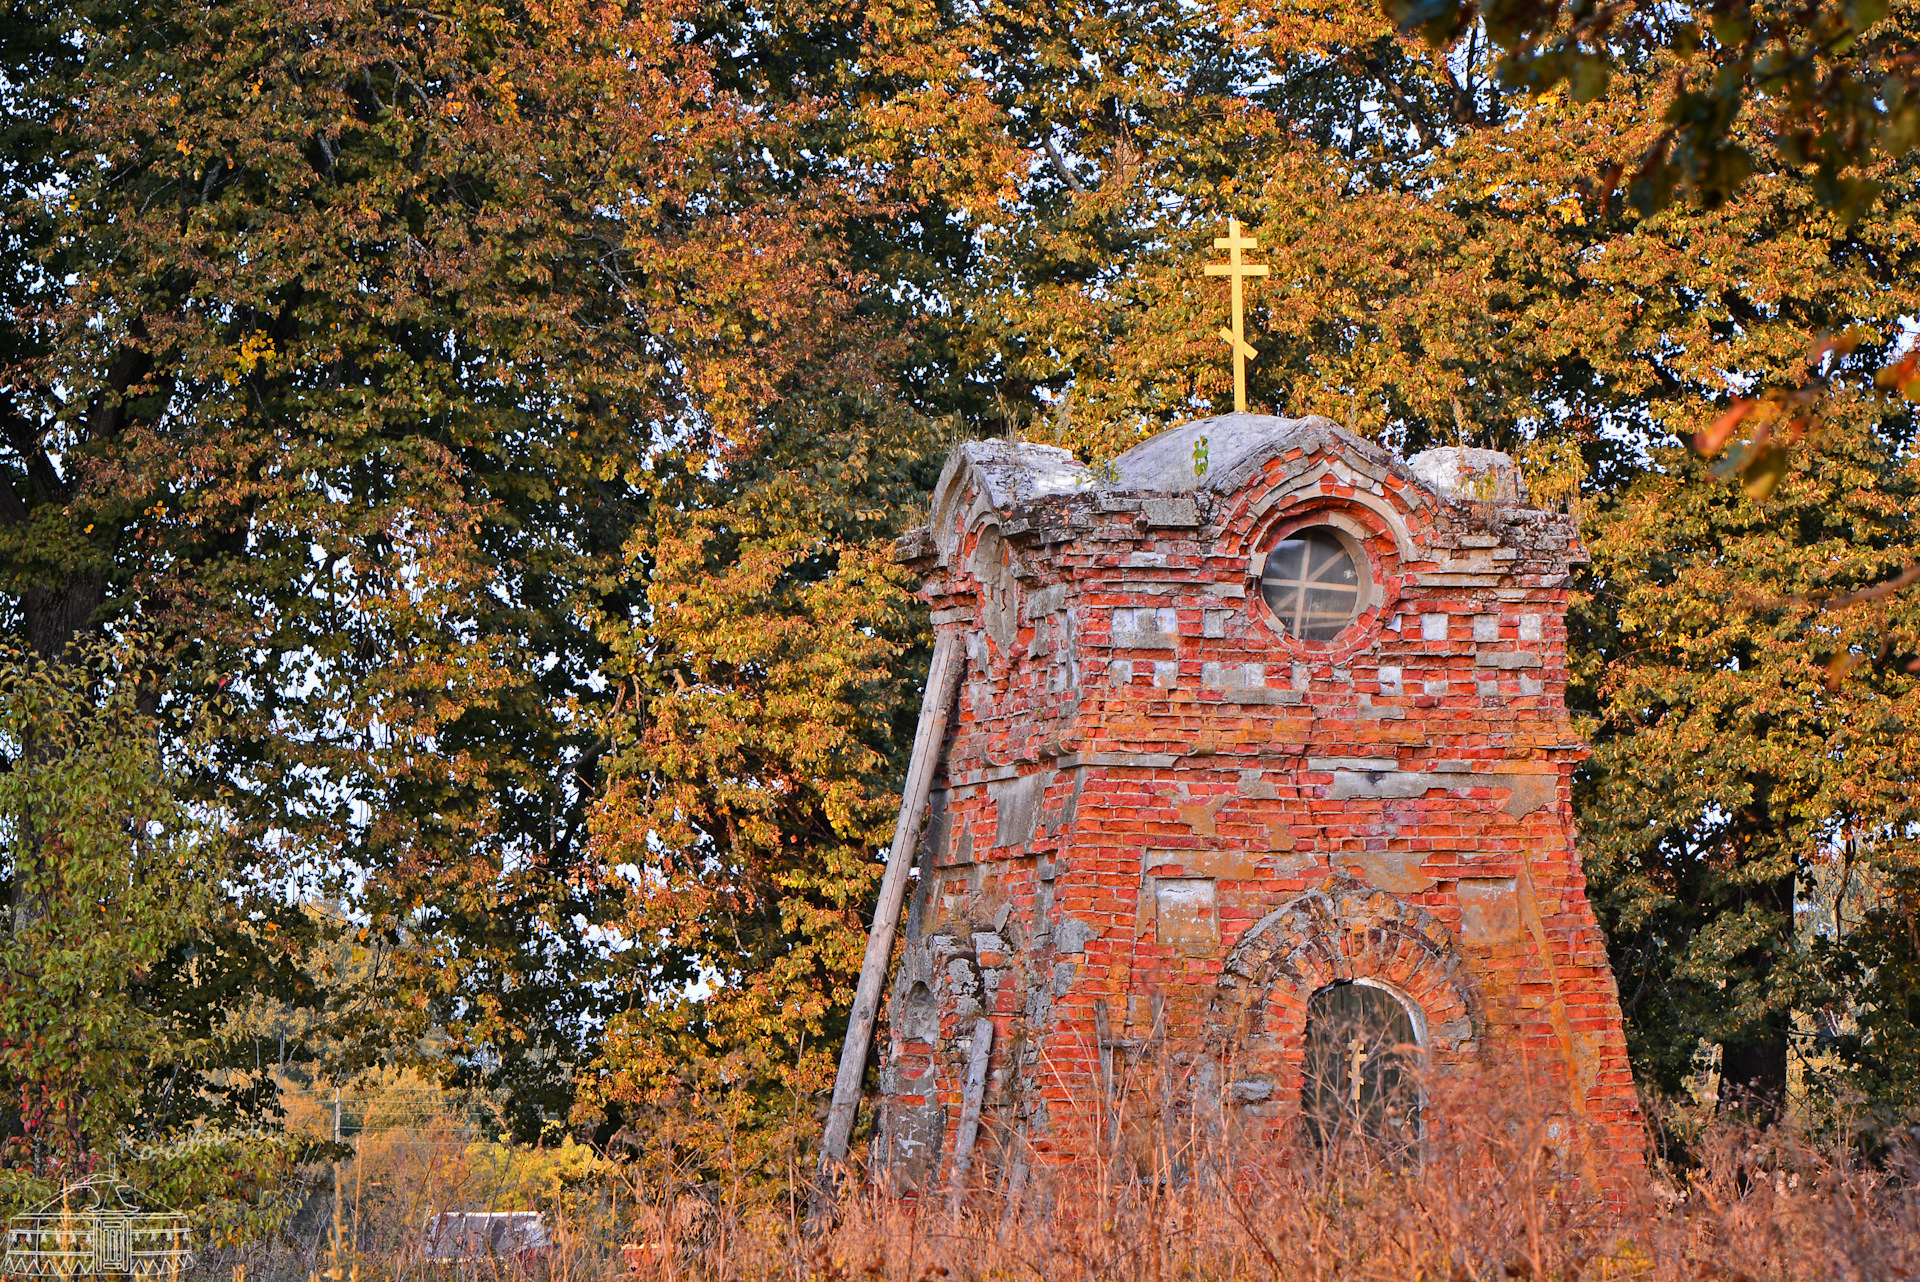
[[1259, 528, 1364, 641], [1263, 573, 1360, 637]]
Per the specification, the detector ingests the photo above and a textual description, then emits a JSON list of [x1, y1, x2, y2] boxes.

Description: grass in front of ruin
[[182, 1068, 1917, 1281]]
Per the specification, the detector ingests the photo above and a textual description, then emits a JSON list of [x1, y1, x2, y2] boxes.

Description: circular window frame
[[1250, 515, 1381, 647]]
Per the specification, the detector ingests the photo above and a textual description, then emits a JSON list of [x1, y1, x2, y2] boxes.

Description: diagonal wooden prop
[[812, 630, 964, 1218]]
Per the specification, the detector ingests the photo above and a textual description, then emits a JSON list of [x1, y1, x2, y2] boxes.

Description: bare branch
[[1042, 132, 1086, 194]]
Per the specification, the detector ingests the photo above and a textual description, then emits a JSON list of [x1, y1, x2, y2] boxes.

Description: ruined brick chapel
[[869, 412, 1645, 1195]]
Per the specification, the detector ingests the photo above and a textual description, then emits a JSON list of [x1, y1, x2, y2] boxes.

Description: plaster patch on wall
[[1143, 496, 1201, 526], [1154, 879, 1219, 955], [883, 1102, 947, 1191], [1458, 876, 1522, 945], [1202, 662, 1265, 691], [990, 772, 1053, 849], [1055, 917, 1099, 954], [1329, 770, 1449, 800], [1186, 847, 1265, 880], [1158, 783, 1232, 836], [1113, 607, 1178, 649], [1053, 607, 1081, 691], [897, 981, 940, 1043], [1052, 960, 1078, 994], [1494, 773, 1557, 818], [972, 525, 1021, 653], [1026, 584, 1070, 620], [1344, 849, 1435, 893], [1236, 769, 1279, 799]]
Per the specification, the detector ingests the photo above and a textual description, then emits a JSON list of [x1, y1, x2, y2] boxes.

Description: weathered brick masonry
[[876, 413, 1642, 1193]]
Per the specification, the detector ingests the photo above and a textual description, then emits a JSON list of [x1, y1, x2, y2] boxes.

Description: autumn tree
[[580, 392, 941, 1182], [1577, 391, 1920, 1122], [1, 0, 907, 1141]]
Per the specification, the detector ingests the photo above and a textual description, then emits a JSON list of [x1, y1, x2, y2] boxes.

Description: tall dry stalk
[[192, 1064, 1920, 1280]]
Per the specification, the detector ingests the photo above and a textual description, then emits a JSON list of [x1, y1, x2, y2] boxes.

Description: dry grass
[[198, 1071, 1920, 1282]]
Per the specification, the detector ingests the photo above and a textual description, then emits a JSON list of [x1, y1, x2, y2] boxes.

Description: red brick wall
[[876, 420, 1643, 1199]]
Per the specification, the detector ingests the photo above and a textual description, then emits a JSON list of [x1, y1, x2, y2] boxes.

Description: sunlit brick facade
[[877, 413, 1642, 1194]]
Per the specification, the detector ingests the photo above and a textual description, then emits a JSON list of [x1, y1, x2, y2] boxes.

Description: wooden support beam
[[947, 1017, 995, 1216], [1093, 997, 1119, 1150], [813, 631, 964, 1199]]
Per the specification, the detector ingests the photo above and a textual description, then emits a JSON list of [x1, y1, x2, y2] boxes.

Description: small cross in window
[[1347, 1033, 1368, 1105]]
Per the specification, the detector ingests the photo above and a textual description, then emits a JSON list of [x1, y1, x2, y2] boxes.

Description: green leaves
[[0, 641, 226, 1171]]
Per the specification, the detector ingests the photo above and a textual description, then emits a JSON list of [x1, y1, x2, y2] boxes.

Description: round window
[[1260, 527, 1366, 641]]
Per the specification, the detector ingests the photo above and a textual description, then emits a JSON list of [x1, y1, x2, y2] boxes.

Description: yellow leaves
[[224, 330, 276, 384], [1520, 436, 1587, 519], [1550, 197, 1585, 226], [1694, 332, 1896, 501]]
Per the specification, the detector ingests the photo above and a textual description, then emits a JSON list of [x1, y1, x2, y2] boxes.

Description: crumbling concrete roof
[[1106, 413, 1408, 495], [937, 439, 1098, 511], [916, 414, 1533, 565], [1405, 446, 1530, 506]]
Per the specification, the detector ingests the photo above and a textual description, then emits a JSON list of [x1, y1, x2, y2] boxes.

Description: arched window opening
[[1301, 981, 1422, 1160]]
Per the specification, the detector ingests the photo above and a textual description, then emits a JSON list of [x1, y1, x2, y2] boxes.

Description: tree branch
[[1042, 130, 1086, 194]]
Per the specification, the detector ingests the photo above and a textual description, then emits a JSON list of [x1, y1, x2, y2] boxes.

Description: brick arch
[[1208, 877, 1478, 1127]]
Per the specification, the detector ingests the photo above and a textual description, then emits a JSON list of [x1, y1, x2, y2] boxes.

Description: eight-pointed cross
[[1204, 218, 1268, 414]]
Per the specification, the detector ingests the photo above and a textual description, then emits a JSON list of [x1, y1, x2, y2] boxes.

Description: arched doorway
[[1300, 981, 1422, 1160]]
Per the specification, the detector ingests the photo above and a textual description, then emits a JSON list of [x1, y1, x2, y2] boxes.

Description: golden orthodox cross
[[1204, 217, 1268, 414], [1347, 1033, 1368, 1105]]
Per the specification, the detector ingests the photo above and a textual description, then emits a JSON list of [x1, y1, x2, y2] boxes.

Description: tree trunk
[[24, 574, 104, 659], [1717, 868, 1797, 1123], [1719, 1012, 1790, 1122]]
